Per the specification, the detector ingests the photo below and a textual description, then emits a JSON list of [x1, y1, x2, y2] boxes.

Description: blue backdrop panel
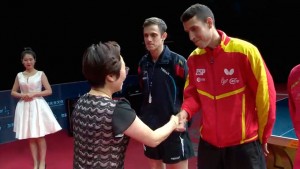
[[0, 81, 90, 144], [0, 75, 140, 144]]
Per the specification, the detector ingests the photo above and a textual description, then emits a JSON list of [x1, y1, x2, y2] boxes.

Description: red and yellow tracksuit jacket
[[181, 30, 276, 147], [288, 64, 300, 135], [287, 64, 300, 167]]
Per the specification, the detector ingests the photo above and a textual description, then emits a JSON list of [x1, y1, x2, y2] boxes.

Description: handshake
[[169, 110, 188, 132]]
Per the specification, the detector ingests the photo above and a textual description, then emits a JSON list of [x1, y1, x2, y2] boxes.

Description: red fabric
[[287, 64, 300, 168], [175, 64, 185, 79], [182, 30, 276, 147]]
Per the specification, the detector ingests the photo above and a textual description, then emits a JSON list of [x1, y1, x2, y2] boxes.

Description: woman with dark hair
[[72, 41, 179, 169], [11, 47, 62, 169]]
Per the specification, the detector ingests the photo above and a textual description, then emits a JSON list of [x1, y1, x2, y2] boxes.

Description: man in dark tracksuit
[[138, 17, 194, 169]]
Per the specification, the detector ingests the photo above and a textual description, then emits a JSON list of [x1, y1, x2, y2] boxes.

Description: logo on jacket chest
[[195, 68, 240, 85], [196, 69, 206, 82], [221, 68, 239, 85]]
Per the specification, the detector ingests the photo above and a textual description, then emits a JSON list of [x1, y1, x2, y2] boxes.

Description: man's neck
[[150, 45, 164, 62]]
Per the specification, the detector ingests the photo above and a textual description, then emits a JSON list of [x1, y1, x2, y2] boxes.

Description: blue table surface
[[272, 98, 297, 139]]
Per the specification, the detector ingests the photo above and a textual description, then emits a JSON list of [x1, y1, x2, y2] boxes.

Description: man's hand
[[176, 110, 188, 132], [262, 143, 269, 156]]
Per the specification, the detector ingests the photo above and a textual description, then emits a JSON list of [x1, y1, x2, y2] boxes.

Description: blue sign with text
[[0, 75, 140, 144], [0, 81, 90, 144]]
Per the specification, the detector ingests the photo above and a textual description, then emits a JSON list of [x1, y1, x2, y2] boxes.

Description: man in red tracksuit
[[176, 3, 276, 169], [287, 64, 300, 168]]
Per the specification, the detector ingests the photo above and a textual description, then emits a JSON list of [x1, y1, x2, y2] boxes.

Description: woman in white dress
[[11, 47, 62, 169]]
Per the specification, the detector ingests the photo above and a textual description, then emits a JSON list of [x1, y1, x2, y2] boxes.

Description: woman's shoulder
[[37, 70, 43, 74], [78, 93, 117, 106], [114, 98, 131, 109], [34, 70, 43, 78]]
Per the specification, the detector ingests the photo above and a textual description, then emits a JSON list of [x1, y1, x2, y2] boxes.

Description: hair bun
[[24, 47, 33, 51]]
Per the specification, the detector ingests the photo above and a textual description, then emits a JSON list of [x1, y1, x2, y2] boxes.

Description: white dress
[[13, 71, 62, 139]]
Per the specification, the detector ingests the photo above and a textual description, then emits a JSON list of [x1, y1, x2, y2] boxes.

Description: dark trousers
[[197, 138, 266, 169]]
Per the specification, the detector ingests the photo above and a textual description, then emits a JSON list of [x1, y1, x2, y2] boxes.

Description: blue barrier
[[0, 75, 140, 144], [0, 81, 90, 144]]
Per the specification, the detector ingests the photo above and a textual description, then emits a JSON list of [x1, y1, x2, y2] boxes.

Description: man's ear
[[206, 17, 214, 28], [162, 32, 168, 41]]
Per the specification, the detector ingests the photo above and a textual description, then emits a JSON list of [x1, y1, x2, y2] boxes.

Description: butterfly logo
[[224, 68, 234, 75]]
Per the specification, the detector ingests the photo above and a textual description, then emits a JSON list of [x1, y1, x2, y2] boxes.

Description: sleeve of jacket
[[181, 56, 201, 119], [175, 55, 188, 80], [248, 47, 276, 144], [287, 68, 296, 124], [175, 55, 188, 102], [287, 64, 300, 137], [137, 59, 144, 90]]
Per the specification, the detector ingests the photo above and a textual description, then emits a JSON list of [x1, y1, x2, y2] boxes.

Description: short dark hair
[[82, 41, 121, 87], [21, 47, 36, 60], [180, 3, 215, 26], [82, 41, 122, 87], [143, 17, 167, 34]]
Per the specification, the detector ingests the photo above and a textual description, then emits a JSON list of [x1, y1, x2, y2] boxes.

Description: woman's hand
[[170, 115, 179, 127], [22, 93, 33, 102]]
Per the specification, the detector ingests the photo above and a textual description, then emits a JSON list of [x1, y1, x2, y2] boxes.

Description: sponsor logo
[[171, 156, 181, 160], [222, 68, 239, 85], [221, 77, 239, 85], [142, 71, 148, 80], [161, 67, 170, 75], [229, 78, 239, 84], [221, 77, 228, 85], [196, 69, 205, 75], [197, 77, 206, 82], [224, 68, 234, 75]]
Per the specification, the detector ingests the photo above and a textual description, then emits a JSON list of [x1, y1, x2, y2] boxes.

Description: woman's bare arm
[[124, 115, 178, 147]]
